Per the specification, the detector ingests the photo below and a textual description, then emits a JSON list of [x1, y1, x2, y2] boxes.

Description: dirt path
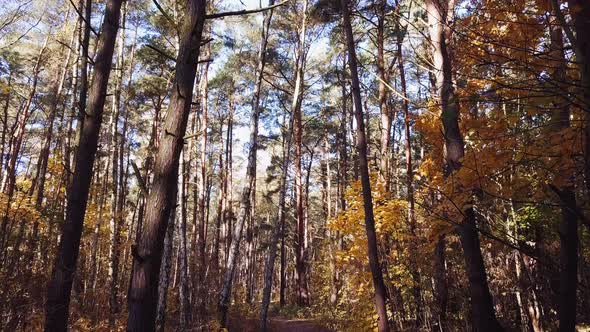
[[227, 315, 332, 332]]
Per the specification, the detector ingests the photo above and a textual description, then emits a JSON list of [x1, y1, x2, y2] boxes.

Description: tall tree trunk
[[89, 155, 108, 311], [214, 100, 233, 279], [155, 198, 177, 332], [331, 54, 349, 306], [126, 0, 206, 329], [341, 0, 390, 330], [509, 199, 543, 332], [279, 213, 286, 306], [74, 0, 92, 169], [548, 4, 578, 330], [555, 188, 578, 332], [53, 54, 79, 264], [44, 1, 123, 329], [293, 0, 310, 307], [433, 234, 448, 329], [179, 149, 191, 330], [213, 120, 225, 280], [426, 1, 503, 330], [0, 71, 12, 261], [218, 1, 275, 324], [196, 39, 210, 321], [224, 99, 234, 267], [322, 131, 339, 305], [424, 30, 448, 328], [396, 24, 422, 326], [261, 106, 291, 332], [246, 191, 256, 304], [0, 71, 11, 192], [133, 94, 162, 246], [376, 0, 391, 187], [564, 0, 590, 197], [110, 17, 136, 324], [108, 6, 126, 324]]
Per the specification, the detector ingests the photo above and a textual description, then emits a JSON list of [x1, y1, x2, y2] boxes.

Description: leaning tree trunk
[[2, 36, 47, 197], [341, 0, 390, 331], [261, 106, 292, 332], [425, 0, 503, 331], [33, 20, 76, 208], [44, 1, 123, 330], [218, 0, 275, 322], [12, 16, 73, 273], [0, 37, 48, 254], [71, 0, 92, 171], [23, 22, 76, 268], [218, 108, 258, 324], [126, 0, 206, 330]]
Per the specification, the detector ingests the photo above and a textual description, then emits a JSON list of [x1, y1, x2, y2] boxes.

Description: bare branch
[[152, 0, 175, 27], [205, 0, 288, 20], [146, 44, 176, 61], [68, 0, 98, 36], [146, 44, 214, 65], [131, 161, 148, 196], [550, 0, 577, 49]]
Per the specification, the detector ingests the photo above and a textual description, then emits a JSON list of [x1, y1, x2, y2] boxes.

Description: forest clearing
[[0, 0, 589, 331]]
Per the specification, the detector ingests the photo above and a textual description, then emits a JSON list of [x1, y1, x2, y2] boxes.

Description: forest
[[0, 0, 589, 330]]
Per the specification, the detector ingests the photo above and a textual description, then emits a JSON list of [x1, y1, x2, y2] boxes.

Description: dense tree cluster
[[0, 0, 589, 331]]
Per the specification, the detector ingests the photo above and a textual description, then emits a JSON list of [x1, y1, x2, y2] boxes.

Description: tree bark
[[547, 5, 579, 329], [426, 0, 503, 331], [564, 0, 590, 198], [341, 0, 390, 330], [126, 0, 206, 330], [44, 0, 123, 329]]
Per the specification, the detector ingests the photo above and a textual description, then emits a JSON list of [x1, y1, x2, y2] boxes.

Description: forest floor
[[227, 314, 333, 332]]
